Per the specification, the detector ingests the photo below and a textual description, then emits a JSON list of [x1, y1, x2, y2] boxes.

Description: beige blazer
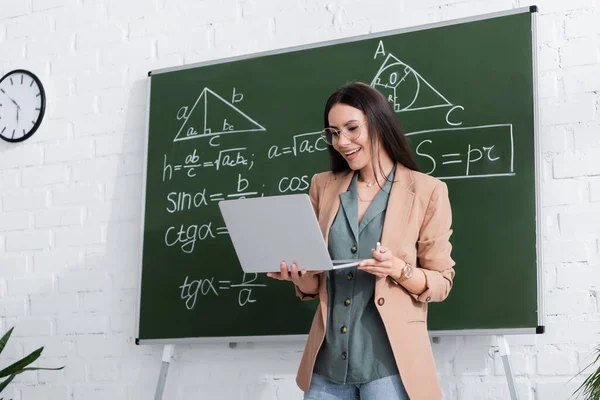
[[295, 163, 455, 400]]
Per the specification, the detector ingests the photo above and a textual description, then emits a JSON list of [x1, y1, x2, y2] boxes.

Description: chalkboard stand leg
[[496, 335, 519, 400], [154, 345, 175, 400]]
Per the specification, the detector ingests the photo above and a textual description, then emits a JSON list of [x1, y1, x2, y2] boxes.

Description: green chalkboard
[[137, 8, 541, 342]]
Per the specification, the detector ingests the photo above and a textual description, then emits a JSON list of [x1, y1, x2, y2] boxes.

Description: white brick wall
[[1, 1, 600, 399], [0, 0, 29, 20]]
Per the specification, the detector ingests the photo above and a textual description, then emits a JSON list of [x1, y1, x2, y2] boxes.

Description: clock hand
[[1, 90, 17, 104], [11, 98, 21, 109]]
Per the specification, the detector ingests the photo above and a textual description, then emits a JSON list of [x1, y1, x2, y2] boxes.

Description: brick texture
[[1, 1, 600, 399]]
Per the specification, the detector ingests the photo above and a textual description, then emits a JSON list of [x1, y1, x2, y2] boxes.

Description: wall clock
[[0, 69, 46, 142]]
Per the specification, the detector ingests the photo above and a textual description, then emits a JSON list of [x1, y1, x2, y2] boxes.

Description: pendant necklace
[[358, 174, 376, 188], [357, 190, 375, 202]]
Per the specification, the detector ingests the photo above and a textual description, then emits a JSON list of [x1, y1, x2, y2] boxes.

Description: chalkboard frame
[[135, 6, 543, 344]]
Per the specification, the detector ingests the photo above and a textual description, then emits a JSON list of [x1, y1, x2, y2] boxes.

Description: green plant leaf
[[13, 367, 64, 373], [0, 329, 64, 395], [0, 373, 17, 394], [0, 347, 43, 378], [0, 366, 63, 395], [572, 345, 600, 399], [0, 328, 14, 356]]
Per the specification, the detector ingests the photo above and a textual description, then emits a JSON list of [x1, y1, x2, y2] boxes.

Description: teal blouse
[[313, 168, 398, 384]]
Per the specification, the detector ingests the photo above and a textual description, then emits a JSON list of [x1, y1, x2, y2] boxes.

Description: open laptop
[[218, 194, 364, 273]]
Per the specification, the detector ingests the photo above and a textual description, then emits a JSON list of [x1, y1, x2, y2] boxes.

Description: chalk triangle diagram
[[370, 53, 452, 113], [174, 88, 266, 142]]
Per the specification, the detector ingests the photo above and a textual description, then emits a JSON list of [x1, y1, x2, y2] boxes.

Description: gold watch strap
[[390, 261, 411, 285]]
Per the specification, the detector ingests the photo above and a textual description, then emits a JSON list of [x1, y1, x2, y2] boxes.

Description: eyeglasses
[[320, 121, 366, 145]]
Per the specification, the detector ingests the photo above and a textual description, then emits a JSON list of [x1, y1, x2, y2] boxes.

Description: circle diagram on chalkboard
[[371, 53, 453, 113], [174, 87, 266, 143]]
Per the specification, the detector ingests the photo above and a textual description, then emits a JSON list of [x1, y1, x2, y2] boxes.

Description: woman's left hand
[[357, 244, 402, 279]]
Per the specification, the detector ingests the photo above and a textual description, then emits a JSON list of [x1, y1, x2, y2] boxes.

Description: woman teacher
[[268, 82, 455, 400]]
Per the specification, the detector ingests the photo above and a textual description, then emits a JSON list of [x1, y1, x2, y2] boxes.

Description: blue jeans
[[303, 373, 410, 400]]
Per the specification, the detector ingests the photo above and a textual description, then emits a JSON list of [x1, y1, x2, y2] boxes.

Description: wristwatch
[[392, 261, 414, 284]]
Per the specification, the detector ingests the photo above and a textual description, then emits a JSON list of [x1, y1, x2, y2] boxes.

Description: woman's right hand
[[267, 262, 322, 295]]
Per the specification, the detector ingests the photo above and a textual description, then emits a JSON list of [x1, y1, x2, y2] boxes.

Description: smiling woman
[[0, 69, 46, 143], [267, 82, 455, 400]]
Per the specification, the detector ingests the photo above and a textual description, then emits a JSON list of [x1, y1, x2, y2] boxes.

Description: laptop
[[218, 193, 364, 273]]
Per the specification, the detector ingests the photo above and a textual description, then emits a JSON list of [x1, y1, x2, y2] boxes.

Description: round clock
[[0, 69, 46, 142]]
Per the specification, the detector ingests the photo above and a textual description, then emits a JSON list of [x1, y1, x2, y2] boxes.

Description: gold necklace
[[358, 177, 376, 187], [358, 173, 378, 188], [357, 187, 377, 202]]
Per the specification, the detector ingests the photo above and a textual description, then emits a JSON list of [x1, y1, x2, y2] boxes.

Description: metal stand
[[495, 335, 519, 400], [154, 345, 175, 400]]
